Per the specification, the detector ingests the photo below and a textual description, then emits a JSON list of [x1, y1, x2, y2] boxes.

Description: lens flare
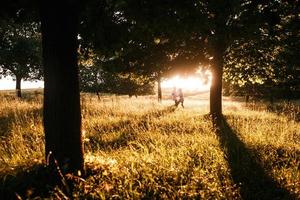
[[161, 73, 211, 91]]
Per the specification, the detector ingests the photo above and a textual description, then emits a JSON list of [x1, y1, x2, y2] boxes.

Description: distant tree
[[112, 41, 175, 102], [79, 60, 155, 97], [78, 52, 103, 94], [79, 65, 102, 93], [107, 72, 155, 97], [0, 20, 41, 97], [40, 0, 84, 173]]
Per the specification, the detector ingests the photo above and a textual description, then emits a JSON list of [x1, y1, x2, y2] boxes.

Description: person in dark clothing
[[171, 87, 178, 106], [176, 88, 184, 108]]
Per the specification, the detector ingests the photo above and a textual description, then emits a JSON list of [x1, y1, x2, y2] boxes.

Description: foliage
[[223, 1, 300, 98], [80, 65, 155, 96], [103, 72, 155, 96], [79, 0, 205, 82], [0, 20, 42, 81], [78, 50, 155, 96]]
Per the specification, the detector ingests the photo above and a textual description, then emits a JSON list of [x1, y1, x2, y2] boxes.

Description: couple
[[171, 87, 184, 108]]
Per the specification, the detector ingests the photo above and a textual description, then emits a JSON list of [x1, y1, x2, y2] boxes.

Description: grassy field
[[0, 91, 299, 199]]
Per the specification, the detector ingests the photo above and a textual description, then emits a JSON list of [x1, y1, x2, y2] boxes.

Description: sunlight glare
[[161, 72, 211, 91]]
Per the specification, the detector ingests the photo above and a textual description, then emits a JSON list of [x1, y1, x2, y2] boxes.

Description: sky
[[0, 76, 44, 90], [0, 75, 210, 91], [161, 76, 211, 91]]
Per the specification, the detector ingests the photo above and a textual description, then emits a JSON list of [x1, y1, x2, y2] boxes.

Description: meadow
[[0, 91, 299, 199]]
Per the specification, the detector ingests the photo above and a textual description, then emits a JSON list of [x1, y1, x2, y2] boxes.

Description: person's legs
[[175, 100, 179, 107], [181, 100, 184, 108]]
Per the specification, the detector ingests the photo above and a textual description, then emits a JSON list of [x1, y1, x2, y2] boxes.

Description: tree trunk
[[40, 0, 84, 174], [269, 94, 274, 105], [210, 49, 224, 123], [16, 76, 22, 98], [245, 95, 249, 105], [96, 91, 101, 100], [157, 76, 162, 102]]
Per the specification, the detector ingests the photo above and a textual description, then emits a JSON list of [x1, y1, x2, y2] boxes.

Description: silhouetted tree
[[0, 20, 41, 98], [80, 61, 155, 97], [40, 0, 84, 173]]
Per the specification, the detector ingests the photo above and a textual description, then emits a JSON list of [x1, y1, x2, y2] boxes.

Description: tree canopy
[[0, 19, 41, 97]]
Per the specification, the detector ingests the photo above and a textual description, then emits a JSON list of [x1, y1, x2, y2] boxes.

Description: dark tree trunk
[[157, 76, 162, 102], [96, 91, 101, 100], [40, 0, 84, 174], [269, 94, 274, 105], [268, 87, 274, 105], [210, 48, 224, 123], [16, 75, 22, 98], [209, 9, 227, 127], [245, 95, 249, 105], [286, 85, 291, 102]]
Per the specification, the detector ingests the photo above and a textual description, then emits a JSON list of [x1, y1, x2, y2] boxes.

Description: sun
[[161, 73, 211, 92]]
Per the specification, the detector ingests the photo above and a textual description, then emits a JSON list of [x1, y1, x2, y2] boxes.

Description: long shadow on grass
[[86, 106, 177, 151], [0, 116, 12, 137], [0, 164, 71, 200], [216, 116, 295, 200]]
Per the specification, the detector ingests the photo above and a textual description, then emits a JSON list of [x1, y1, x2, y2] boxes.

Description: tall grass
[[0, 96, 43, 171], [0, 93, 299, 199]]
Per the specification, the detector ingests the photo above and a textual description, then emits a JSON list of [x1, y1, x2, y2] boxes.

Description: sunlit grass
[[0, 92, 299, 199], [0, 96, 43, 171]]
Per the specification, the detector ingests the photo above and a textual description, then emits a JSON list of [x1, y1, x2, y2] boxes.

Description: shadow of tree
[[0, 164, 66, 200], [0, 115, 12, 137], [85, 106, 177, 151], [216, 116, 296, 200]]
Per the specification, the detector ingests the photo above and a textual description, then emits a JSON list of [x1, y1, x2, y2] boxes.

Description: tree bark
[[16, 75, 22, 98], [157, 75, 162, 102], [210, 48, 224, 123], [40, 0, 84, 174]]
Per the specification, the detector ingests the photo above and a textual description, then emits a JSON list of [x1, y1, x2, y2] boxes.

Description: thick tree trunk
[[16, 76, 22, 98], [210, 49, 224, 123], [157, 76, 162, 102], [40, 1, 84, 174]]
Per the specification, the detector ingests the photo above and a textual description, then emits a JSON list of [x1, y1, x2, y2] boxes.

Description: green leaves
[[0, 20, 42, 80]]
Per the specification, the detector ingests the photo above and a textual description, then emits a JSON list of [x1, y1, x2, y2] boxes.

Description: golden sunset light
[[161, 73, 211, 91]]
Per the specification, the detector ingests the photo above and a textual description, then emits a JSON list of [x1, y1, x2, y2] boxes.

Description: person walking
[[171, 87, 178, 106], [177, 88, 184, 108]]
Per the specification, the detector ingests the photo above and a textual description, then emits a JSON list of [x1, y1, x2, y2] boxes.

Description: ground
[[0, 90, 299, 199]]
